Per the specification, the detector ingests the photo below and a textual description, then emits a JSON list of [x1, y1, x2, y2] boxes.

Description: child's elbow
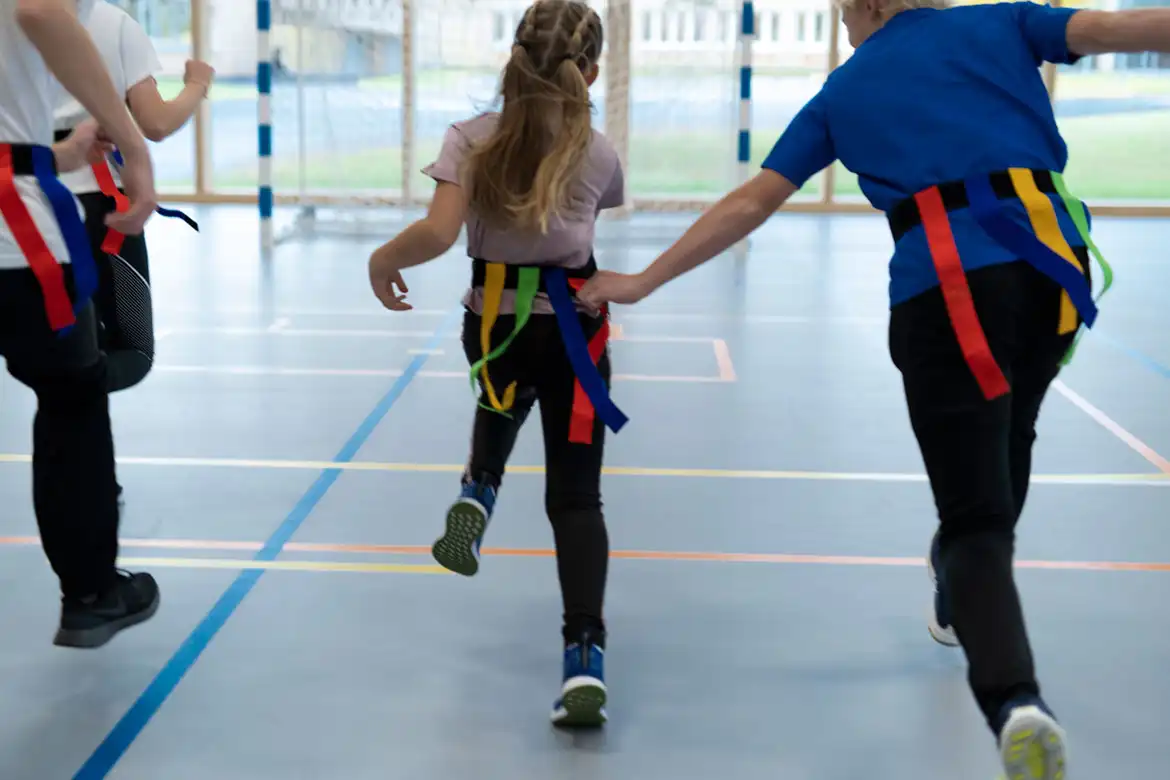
[[139, 124, 169, 143], [426, 218, 461, 253]]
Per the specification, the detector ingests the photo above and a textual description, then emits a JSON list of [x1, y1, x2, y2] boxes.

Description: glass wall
[[1054, 0, 1170, 202], [141, 0, 1170, 210], [748, 2, 833, 200], [110, 0, 197, 193], [204, 0, 405, 196]]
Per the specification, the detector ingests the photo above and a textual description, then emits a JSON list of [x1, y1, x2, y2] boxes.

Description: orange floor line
[[1, 536, 1169, 571]]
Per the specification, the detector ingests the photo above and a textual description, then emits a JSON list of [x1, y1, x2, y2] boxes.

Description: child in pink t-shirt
[[366, 0, 625, 729]]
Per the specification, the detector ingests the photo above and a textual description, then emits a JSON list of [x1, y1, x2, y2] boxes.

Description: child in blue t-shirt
[[580, 3, 1170, 778]]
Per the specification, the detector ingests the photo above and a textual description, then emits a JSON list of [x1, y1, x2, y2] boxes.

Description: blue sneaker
[[432, 480, 496, 576], [927, 532, 960, 647], [994, 696, 1067, 780], [550, 641, 607, 728]]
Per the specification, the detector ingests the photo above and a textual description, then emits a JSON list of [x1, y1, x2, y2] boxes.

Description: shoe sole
[[432, 499, 487, 577], [552, 678, 607, 728], [1000, 707, 1067, 780], [53, 588, 161, 649], [926, 544, 961, 648]]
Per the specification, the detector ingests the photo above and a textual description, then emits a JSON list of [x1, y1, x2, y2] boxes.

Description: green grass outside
[[1054, 72, 1170, 99], [153, 65, 1167, 104], [200, 110, 1170, 203], [832, 111, 1170, 201]]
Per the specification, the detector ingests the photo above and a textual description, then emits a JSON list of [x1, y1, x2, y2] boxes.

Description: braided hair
[[462, 0, 604, 234]]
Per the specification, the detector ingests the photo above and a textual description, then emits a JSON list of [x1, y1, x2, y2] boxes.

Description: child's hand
[[578, 270, 653, 307], [54, 119, 115, 173], [369, 249, 412, 311]]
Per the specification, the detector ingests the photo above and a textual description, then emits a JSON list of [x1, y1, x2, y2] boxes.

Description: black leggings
[[890, 259, 1083, 730], [0, 268, 120, 599], [78, 190, 154, 392], [462, 309, 610, 646]]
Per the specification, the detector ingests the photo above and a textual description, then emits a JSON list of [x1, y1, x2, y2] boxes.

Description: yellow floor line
[[0, 453, 1164, 484], [116, 557, 449, 575]]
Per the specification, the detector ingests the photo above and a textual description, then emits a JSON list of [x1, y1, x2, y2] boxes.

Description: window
[[1053, 0, 1170, 202], [721, 10, 735, 41], [661, 11, 670, 41], [694, 10, 707, 41], [642, 11, 653, 41], [676, 11, 686, 42], [814, 11, 826, 43], [492, 11, 506, 43], [771, 11, 780, 43], [796, 12, 807, 42], [116, 0, 194, 192]]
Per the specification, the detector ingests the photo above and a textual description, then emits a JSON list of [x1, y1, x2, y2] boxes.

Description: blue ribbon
[[31, 145, 98, 331], [964, 175, 1097, 328], [110, 149, 199, 231], [544, 267, 629, 436]]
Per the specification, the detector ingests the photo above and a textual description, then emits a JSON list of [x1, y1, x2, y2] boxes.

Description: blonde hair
[[462, 0, 603, 234]]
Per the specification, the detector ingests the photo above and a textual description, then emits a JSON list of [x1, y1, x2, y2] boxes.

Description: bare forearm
[[375, 219, 454, 270], [141, 84, 206, 141], [1068, 9, 1170, 55], [640, 191, 770, 291], [17, 2, 145, 156]]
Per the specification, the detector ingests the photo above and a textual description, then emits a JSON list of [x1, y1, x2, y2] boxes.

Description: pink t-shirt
[[422, 112, 624, 315]]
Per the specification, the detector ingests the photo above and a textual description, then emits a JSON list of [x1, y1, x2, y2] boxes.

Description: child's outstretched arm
[[1066, 7, 1170, 55], [579, 170, 796, 306], [581, 90, 831, 308], [368, 182, 464, 310]]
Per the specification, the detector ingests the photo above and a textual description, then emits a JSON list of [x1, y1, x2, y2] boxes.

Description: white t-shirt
[[55, 0, 162, 194], [0, 0, 90, 270]]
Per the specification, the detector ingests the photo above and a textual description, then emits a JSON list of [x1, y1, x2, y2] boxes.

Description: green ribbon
[[468, 266, 541, 416], [1050, 172, 1114, 365]]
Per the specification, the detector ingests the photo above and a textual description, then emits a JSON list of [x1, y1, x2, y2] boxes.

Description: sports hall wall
[[113, 0, 1170, 216]]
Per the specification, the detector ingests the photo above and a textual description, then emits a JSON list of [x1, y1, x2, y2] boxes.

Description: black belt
[[887, 169, 1059, 242], [470, 256, 597, 293], [3, 143, 56, 177]]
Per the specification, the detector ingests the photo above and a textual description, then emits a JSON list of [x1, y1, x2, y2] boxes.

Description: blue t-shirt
[[762, 3, 1089, 306]]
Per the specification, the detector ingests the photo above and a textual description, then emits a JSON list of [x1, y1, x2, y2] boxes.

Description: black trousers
[[462, 309, 609, 646], [890, 259, 1083, 728], [78, 190, 154, 392], [0, 268, 120, 599]]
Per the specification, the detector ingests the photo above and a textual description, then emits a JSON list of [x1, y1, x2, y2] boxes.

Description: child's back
[[425, 111, 623, 271]]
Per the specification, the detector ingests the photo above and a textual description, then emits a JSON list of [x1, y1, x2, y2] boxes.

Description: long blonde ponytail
[[462, 1, 604, 234]]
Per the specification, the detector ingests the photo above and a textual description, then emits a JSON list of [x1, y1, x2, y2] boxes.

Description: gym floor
[[0, 208, 1167, 779]]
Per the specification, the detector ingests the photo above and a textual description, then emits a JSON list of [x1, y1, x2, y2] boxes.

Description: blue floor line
[[1096, 331, 1170, 381], [73, 308, 461, 780]]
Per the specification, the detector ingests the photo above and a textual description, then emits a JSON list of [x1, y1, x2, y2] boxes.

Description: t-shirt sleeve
[[421, 125, 469, 185], [760, 91, 836, 189], [119, 16, 164, 91], [1011, 2, 1082, 65], [598, 159, 625, 210]]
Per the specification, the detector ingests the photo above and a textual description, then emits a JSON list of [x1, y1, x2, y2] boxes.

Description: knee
[[547, 498, 603, 521], [547, 505, 606, 540], [545, 488, 602, 519], [32, 359, 109, 411], [106, 350, 153, 392]]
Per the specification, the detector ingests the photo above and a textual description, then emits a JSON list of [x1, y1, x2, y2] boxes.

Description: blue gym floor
[[0, 208, 1167, 779]]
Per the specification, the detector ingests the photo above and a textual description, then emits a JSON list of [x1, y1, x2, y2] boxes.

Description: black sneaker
[[54, 571, 160, 649]]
